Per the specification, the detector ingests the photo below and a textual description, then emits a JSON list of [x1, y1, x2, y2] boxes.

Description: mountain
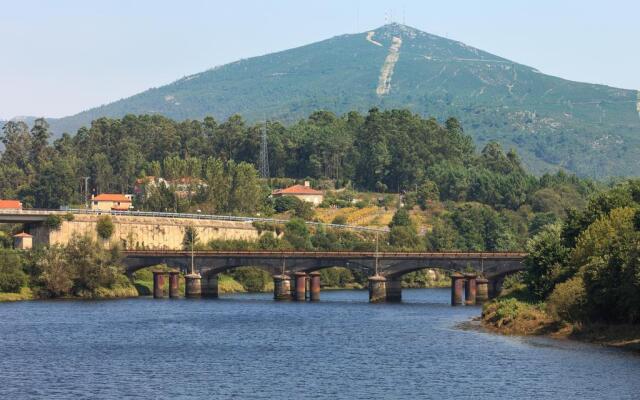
[[40, 23, 640, 177]]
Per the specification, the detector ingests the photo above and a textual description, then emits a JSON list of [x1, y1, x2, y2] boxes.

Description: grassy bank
[[0, 287, 34, 302], [481, 287, 640, 353], [0, 281, 138, 302]]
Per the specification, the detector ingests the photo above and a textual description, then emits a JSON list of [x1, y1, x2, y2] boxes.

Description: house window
[[93, 201, 98, 205]]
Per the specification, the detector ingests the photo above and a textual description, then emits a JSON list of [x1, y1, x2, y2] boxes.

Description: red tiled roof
[[93, 194, 131, 202], [272, 185, 323, 196], [13, 232, 32, 238], [0, 200, 22, 209]]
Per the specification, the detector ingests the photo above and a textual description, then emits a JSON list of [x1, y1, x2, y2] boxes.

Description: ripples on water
[[1, 288, 639, 399]]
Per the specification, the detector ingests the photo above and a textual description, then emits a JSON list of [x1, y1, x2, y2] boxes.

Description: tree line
[[499, 181, 640, 325], [1, 109, 595, 215]]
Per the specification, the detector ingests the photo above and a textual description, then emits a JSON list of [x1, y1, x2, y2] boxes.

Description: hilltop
[[24, 24, 640, 177]]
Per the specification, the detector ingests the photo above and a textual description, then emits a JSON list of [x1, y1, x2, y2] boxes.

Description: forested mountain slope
[[39, 23, 640, 177]]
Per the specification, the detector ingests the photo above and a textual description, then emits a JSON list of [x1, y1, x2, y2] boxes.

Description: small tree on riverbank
[[0, 251, 28, 293]]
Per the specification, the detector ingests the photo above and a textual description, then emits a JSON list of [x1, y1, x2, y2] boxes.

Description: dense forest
[[483, 181, 640, 332], [1, 108, 595, 212], [0, 109, 601, 255]]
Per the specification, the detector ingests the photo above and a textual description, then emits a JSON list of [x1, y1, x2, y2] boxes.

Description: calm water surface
[[1, 288, 639, 399]]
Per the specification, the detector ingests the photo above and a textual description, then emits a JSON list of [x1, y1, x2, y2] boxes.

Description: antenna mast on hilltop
[[259, 120, 270, 179]]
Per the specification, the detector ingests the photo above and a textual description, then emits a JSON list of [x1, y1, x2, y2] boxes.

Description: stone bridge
[[122, 250, 526, 304]]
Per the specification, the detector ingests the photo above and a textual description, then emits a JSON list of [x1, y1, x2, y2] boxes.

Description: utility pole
[[375, 231, 380, 275], [259, 120, 270, 179], [81, 176, 90, 209], [190, 233, 195, 275]]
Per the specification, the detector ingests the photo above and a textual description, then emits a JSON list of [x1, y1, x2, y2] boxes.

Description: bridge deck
[[122, 250, 526, 259]]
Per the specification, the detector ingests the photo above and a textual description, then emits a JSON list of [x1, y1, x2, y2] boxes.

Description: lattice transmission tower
[[259, 120, 270, 179]]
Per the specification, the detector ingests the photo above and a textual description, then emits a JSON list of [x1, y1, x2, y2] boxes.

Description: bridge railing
[[122, 249, 527, 258], [0, 208, 389, 233]]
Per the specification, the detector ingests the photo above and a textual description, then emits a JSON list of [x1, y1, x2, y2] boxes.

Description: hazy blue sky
[[1, 0, 638, 119]]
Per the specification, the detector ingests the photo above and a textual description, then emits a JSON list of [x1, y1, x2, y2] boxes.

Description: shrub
[[293, 201, 314, 220], [319, 267, 357, 288], [45, 214, 63, 230], [182, 225, 199, 250], [389, 208, 412, 228], [257, 233, 279, 249], [132, 268, 154, 282], [36, 246, 74, 297], [331, 215, 347, 225], [388, 226, 421, 250], [524, 222, 570, 300], [354, 200, 368, 209], [96, 216, 114, 239], [546, 276, 587, 322], [0, 251, 28, 293], [0, 231, 13, 248], [417, 181, 440, 209], [229, 267, 271, 292], [284, 218, 311, 250], [63, 213, 75, 221], [274, 196, 301, 213], [65, 235, 119, 292]]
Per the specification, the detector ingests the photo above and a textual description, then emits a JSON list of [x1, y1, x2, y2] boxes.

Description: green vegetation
[[96, 215, 114, 239], [182, 225, 199, 250], [41, 24, 640, 178], [0, 107, 596, 240], [0, 235, 136, 300], [44, 214, 63, 230], [0, 251, 28, 292], [483, 181, 640, 345], [226, 267, 273, 292]]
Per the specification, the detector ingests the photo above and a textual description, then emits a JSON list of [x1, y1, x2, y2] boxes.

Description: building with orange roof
[[272, 181, 324, 206], [91, 194, 133, 211], [0, 200, 22, 210]]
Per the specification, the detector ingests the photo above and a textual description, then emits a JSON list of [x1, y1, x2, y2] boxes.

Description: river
[[1, 288, 639, 399]]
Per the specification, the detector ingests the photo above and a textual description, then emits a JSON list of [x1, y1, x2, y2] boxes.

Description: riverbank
[[480, 298, 640, 353], [0, 284, 139, 302], [0, 287, 34, 302]]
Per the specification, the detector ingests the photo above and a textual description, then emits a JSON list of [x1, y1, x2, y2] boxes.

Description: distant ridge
[[19, 23, 640, 177]]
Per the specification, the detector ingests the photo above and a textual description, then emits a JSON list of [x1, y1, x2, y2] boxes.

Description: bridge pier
[[293, 272, 307, 301], [184, 273, 202, 298], [169, 272, 180, 298], [368, 275, 387, 303], [309, 271, 321, 301], [153, 271, 166, 298], [451, 272, 464, 306], [273, 274, 292, 300], [201, 274, 219, 298], [464, 273, 477, 305], [476, 278, 489, 304], [386, 277, 402, 302]]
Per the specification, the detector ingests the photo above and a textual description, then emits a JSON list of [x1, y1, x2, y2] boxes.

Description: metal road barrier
[[0, 208, 390, 233]]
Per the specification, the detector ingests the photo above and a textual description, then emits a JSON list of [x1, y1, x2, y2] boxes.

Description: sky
[[1, 0, 638, 119]]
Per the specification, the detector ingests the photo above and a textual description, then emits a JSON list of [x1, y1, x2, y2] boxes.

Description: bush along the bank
[[0, 234, 136, 300], [483, 180, 640, 335]]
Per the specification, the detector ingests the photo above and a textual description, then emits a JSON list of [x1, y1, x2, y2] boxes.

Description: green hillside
[[45, 23, 640, 178]]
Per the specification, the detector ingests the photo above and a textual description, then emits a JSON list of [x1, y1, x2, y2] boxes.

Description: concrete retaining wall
[[31, 214, 261, 250]]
